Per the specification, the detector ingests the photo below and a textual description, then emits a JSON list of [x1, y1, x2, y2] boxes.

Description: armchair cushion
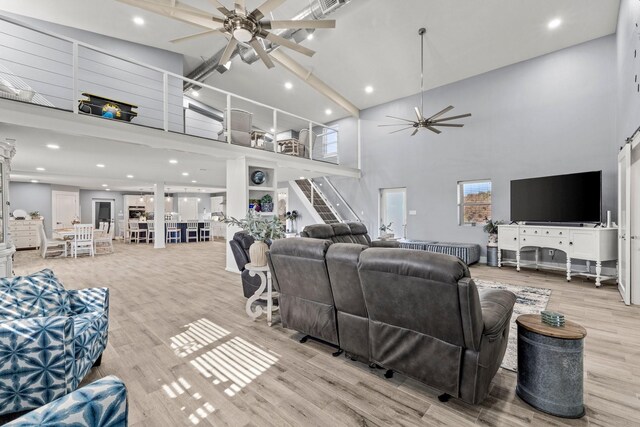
[[5, 375, 128, 427], [478, 289, 517, 338], [0, 269, 70, 321]]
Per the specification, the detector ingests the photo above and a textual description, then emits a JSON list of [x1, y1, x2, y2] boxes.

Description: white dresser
[[498, 224, 618, 287], [9, 218, 43, 250]]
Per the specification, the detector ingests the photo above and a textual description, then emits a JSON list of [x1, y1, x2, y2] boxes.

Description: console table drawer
[[521, 236, 569, 249]]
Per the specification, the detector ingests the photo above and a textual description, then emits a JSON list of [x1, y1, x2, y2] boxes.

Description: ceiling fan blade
[[170, 29, 218, 43], [174, 1, 225, 21], [389, 126, 415, 134], [431, 123, 464, 127], [250, 39, 275, 69], [426, 105, 454, 121], [385, 115, 415, 123], [426, 126, 442, 134], [262, 19, 336, 29], [414, 106, 422, 121], [411, 128, 419, 137], [220, 37, 239, 66], [430, 113, 472, 123], [235, 0, 245, 15], [378, 123, 417, 127], [263, 31, 315, 57], [118, 0, 224, 29], [208, 0, 232, 16], [250, 0, 286, 20]]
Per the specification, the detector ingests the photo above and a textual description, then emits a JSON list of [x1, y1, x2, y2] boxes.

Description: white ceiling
[[0, 0, 621, 123]]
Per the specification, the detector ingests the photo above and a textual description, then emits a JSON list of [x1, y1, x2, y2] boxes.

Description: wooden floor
[[5, 241, 640, 426]]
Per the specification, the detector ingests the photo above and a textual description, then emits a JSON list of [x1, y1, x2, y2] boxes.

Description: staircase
[[295, 179, 341, 224]]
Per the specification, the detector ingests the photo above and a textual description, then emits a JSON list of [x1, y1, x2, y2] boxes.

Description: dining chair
[[94, 222, 114, 254], [200, 220, 212, 242], [166, 221, 181, 243], [147, 221, 155, 243], [129, 221, 147, 244], [186, 220, 199, 242], [72, 224, 94, 258], [37, 224, 67, 258]]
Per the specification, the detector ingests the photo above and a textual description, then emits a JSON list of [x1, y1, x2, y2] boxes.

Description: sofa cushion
[[0, 269, 70, 321], [301, 224, 335, 239]]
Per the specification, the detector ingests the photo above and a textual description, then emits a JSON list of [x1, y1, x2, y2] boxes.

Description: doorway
[[52, 190, 79, 228], [92, 199, 114, 230], [379, 187, 407, 239]]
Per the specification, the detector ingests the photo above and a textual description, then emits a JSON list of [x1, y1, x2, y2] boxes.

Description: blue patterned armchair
[[0, 269, 109, 416], [5, 375, 128, 426]]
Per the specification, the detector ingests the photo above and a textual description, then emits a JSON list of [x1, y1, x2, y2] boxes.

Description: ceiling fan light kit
[[380, 27, 471, 136]]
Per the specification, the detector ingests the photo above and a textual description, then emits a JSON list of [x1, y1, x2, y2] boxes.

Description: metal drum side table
[[516, 314, 587, 418]]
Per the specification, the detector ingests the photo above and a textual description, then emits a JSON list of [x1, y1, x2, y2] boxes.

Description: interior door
[[52, 191, 79, 229], [92, 199, 114, 229], [618, 144, 632, 305], [631, 138, 640, 304]]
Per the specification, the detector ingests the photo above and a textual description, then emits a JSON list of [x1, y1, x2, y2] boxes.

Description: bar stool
[[129, 221, 147, 244], [147, 221, 155, 243], [186, 220, 199, 242], [200, 221, 212, 241], [166, 221, 181, 243]]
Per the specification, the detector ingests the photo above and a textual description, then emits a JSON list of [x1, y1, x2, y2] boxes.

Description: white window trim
[[458, 179, 492, 226]]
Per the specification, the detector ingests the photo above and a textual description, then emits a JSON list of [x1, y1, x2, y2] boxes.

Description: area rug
[[474, 279, 551, 372]]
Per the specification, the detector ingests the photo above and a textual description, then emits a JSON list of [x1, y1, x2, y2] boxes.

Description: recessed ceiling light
[[169, 159, 178, 164], [299, 176, 305, 179], [548, 18, 562, 29], [36, 167, 45, 171], [270, 128, 275, 132], [102, 184, 108, 187], [46, 144, 60, 149], [182, 172, 189, 176], [284, 82, 293, 90], [325, 109, 332, 115], [191, 90, 199, 97], [126, 174, 134, 178], [307, 33, 314, 40], [96, 164, 105, 168], [191, 180, 197, 183], [150, 197, 154, 202], [30, 179, 39, 183], [133, 16, 145, 26], [106, 188, 111, 191], [365, 85, 374, 94]]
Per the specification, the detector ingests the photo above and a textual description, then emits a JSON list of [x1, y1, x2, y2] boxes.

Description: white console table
[[497, 224, 618, 287]]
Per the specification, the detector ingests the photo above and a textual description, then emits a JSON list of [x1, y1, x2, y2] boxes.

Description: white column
[[226, 157, 247, 272], [154, 182, 166, 249]]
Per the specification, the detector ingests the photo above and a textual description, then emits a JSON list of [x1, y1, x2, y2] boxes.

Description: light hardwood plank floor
[[2, 241, 639, 426]]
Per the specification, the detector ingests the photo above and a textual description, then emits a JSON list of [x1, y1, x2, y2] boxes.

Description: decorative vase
[[262, 202, 274, 212], [249, 240, 269, 267], [286, 219, 292, 233], [488, 233, 498, 247]]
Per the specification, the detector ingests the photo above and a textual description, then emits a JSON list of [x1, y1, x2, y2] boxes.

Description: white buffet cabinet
[[8, 218, 43, 249], [498, 224, 617, 287]]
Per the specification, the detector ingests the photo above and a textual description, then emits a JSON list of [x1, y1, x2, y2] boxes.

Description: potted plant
[[483, 219, 503, 247], [261, 194, 274, 213], [285, 210, 299, 233], [224, 210, 284, 266], [28, 211, 41, 220], [379, 222, 394, 240]]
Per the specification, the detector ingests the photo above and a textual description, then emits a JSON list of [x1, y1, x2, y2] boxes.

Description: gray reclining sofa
[[268, 237, 516, 405]]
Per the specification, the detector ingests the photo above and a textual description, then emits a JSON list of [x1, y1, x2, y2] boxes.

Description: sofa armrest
[[5, 375, 128, 427], [479, 289, 516, 339], [370, 240, 401, 248], [68, 287, 109, 315], [0, 316, 76, 415]]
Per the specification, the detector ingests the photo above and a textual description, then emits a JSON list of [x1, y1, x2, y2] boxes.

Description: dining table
[[53, 227, 106, 257]]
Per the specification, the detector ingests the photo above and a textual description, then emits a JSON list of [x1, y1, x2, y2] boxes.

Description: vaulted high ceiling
[[0, 0, 621, 123]]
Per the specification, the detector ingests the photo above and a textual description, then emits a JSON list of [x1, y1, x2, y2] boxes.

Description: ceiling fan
[[380, 28, 471, 136], [117, 0, 336, 69]]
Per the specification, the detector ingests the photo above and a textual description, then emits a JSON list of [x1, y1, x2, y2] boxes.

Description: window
[[458, 180, 492, 225], [322, 127, 338, 157], [380, 187, 406, 238]]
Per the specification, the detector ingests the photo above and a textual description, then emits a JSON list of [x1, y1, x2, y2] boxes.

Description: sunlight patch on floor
[[161, 376, 216, 425], [170, 318, 231, 357], [190, 336, 279, 397]]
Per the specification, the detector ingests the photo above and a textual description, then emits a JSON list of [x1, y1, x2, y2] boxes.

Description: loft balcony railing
[[0, 14, 342, 165]]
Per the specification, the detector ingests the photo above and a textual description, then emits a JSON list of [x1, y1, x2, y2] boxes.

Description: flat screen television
[[510, 171, 602, 223]]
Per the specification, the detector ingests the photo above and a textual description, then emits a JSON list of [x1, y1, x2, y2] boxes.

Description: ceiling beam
[[269, 49, 360, 118]]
